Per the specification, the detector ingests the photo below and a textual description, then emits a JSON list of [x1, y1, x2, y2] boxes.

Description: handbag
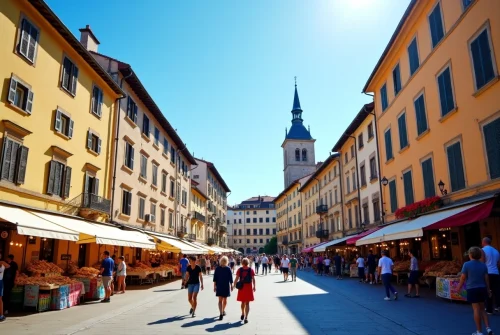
[[236, 268, 251, 290]]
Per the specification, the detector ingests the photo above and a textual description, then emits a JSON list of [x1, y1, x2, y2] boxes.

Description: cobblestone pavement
[[3, 267, 500, 334]]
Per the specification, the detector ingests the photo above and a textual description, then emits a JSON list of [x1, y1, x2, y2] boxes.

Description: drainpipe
[[346, 134, 362, 230], [110, 70, 132, 223], [314, 177, 322, 238]]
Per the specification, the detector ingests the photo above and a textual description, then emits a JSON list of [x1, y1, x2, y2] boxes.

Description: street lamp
[[438, 180, 448, 195], [381, 177, 389, 186]]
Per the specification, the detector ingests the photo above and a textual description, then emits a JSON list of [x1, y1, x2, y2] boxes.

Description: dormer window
[[295, 149, 300, 161]]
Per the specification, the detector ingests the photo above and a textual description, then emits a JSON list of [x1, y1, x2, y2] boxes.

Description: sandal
[[404, 294, 412, 298]]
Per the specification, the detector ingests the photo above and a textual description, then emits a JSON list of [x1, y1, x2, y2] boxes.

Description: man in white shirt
[[356, 254, 365, 283], [281, 255, 290, 281], [0, 259, 11, 322], [482, 237, 500, 314], [254, 255, 260, 273], [261, 254, 269, 275], [377, 250, 397, 301]]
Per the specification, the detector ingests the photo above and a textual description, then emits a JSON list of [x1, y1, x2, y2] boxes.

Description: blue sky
[[46, 0, 410, 205]]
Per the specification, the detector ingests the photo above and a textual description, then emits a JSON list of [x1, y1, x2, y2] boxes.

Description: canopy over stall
[[0, 204, 79, 241], [346, 227, 382, 245], [153, 234, 203, 254], [302, 241, 329, 253], [356, 201, 490, 246], [314, 236, 350, 252]]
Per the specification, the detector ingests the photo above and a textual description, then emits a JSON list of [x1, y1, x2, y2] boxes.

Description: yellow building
[[190, 180, 208, 243], [0, 0, 132, 265]]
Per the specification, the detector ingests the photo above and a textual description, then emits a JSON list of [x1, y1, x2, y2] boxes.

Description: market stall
[[436, 275, 467, 301]]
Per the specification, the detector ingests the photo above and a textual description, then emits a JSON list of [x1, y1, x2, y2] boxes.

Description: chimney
[[79, 25, 100, 53]]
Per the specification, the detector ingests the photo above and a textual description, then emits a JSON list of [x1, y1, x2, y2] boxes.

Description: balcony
[[289, 239, 301, 245], [316, 204, 328, 215], [219, 226, 227, 234], [315, 229, 329, 239], [215, 218, 221, 225], [187, 233, 196, 240], [64, 193, 111, 220], [282, 238, 289, 245], [177, 226, 187, 238], [207, 238, 215, 245], [192, 211, 205, 223]]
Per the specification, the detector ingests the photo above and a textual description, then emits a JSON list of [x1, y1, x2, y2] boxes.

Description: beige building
[[227, 196, 276, 254], [190, 180, 208, 243], [192, 158, 230, 248], [84, 29, 196, 235], [300, 153, 343, 248]]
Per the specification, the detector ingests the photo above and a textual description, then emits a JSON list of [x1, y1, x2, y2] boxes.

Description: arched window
[[295, 149, 300, 161], [302, 148, 307, 161]]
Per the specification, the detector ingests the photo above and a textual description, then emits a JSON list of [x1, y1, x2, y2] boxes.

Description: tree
[[264, 236, 277, 254]]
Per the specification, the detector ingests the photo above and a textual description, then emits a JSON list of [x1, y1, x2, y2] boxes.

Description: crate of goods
[[24, 285, 40, 308], [68, 282, 83, 307], [84, 278, 97, 299], [51, 285, 70, 310], [38, 293, 51, 312], [93, 280, 104, 300], [11, 286, 24, 309]]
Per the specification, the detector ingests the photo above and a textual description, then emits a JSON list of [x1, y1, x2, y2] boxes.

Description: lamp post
[[380, 177, 389, 222], [438, 180, 448, 195]]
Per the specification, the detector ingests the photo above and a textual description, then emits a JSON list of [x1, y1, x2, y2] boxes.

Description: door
[[78, 243, 87, 268], [39, 238, 55, 262]]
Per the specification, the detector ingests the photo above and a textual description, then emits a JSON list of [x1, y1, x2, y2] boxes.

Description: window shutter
[[389, 180, 397, 212], [447, 143, 466, 191], [1, 139, 13, 180], [71, 65, 79, 95], [130, 146, 134, 169], [26, 90, 34, 114], [97, 89, 103, 117], [27, 25, 38, 62], [68, 119, 74, 138], [422, 159, 436, 198], [46, 160, 57, 194], [484, 119, 500, 179], [8, 78, 17, 104], [385, 130, 393, 160], [133, 104, 138, 124], [8, 141, 20, 182], [93, 178, 99, 195], [84, 173, 89, 194], [471, 37, 484, 89], [15, 146, 29, 184], [479, 31, 495, 85], [62, 58, 71, 89], [63, 166, 72, 198], [403, 172, 414, 205], [87, 130, 92, 149], [97, 138, 102, 154], [19, 19, 30, 58], [127, 192, 132, 215], [55, 110, 62, 132], [53, 162, 63, 196]]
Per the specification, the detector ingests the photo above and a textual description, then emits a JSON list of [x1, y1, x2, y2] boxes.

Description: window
[[463, 0, 474, 10], [124, 142, 134, 170], [246, 229, 251, 235], [398, 112, 409, 149], [302, 149, 307, 161], [272, 217, 276, 223], [380, 84, 388, 112], [368, 123, 374, 139], [348, 208, 352, 229], [121, 190, 132, 215], [384, 128, 394, 161], [369, 157, 377, 180], [408, 38, 420, 75], [170, 180, 175, 197], [239, 219, 242, 224], [140, 154, 147, 179], [346, 176, 350, 193], [91, 85, 103, 117], [360, 165, 366, 186], [170, 146, 176, 164], [403, 170, 414, 205], [350, 145, 355, 158], [163, 138, 169, 155], [61, 57, 79, 95], [126, 97, 138, 123], [246, 218, 250, 223], [83, 173, 99, 195], [253, 211, 257, 215], [470, 28, 496, 91], [150, 202, 156, 221], [86, 130, 102, 154], [0, 138, 29, 184], [358, 134, 364, 149], [152, 164, 158, 186], [142, 114, 150, 136], [363, 205, 369, 224], [334, 189, 338, 203], [253, 218, 257, 223], [54, 109, 74, 138], [352, 171, 356, 190], [344, 153, 348, 164], [18, 17, 39, 63], [389, 179, 398, 213], [160, 207, 166, 226], [437, 67, 456, 117], [265, 217, 270, 223], [161, 172, 167, 193], [429, 3, 445, 48], [421, 158, 436, 198], [447, 142, 466, 191], [413, 93, 428, 136], [182, 189, 187, 206], [154, 127, 160, 146], [393, 64, 402, 95], [253, 229, 257, 235], [295, 148, 300, 161], [46, 160, 71, 198], [7, 76, 34, 114], [259, 229, 263, 235], [484, 118, 500, 179], [373, 199, 381, 222], [168, 212, 173, 228], [138, 197, 146, 220]]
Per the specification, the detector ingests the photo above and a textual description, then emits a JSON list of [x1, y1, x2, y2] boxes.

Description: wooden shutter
[[27, 24, 38, 62], [84, 173, 89, 194], [70, 65, 79, 95], [385, 130, 392, 160], [68, 119, 74, 138], [130, 146, 134, 169], [46, 160, 57, 194], [389, 180, 397, 212], [7, 141, 20, 182], [54, 110, 62, 132], [422, 159, 435, 198], [484, 119, 500, 179], [447, 143, 466, 191], [63, 166, 72, 198], [97, 88, 103, 117], [398, 113, 407, 149], [1, 139, 13, 180], [19, 19, 30, 59], [62, 58, 71, 89], [403, 171, 414, 205], [15, 146, 29, 184], [127, 192, 132, 215], [97, 138, 102, 154], [87, 131, 92, 149], [133, 104, 138, 123], [93, 178, 99, 195], [8, 78, 17, 104], [53, 162, 62, 195], [26, 90, 34, 114]]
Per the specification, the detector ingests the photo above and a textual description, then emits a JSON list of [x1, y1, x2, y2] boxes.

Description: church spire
[[284, 77, 312, 140], [291, 77, 303, 122]]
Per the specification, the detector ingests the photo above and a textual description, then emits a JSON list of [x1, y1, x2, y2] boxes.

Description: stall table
[[436, 276, 467, 301]]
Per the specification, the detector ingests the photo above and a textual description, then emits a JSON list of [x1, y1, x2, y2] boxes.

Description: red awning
[[424, 199, 495, 231], [302, 241, 328, 253], [346, 227, 382, 245]]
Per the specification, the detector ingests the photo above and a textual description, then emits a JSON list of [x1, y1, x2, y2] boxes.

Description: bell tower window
[[302, 149, 307, 161], [295, 149, 300, 161]]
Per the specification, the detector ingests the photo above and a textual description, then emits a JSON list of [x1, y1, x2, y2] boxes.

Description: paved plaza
[[3, 268, 500, 334]]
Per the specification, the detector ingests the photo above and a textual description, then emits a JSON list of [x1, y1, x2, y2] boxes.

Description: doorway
[[78, 244, 87, 268], [39, 238, 55, 262]]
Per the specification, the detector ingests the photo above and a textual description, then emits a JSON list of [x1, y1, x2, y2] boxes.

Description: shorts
[[369, 265, 376, 275], [201, 266, 206, 273], [230, 262, 235, 268], [181, 270, 187, 280], [102, 276, 112, 288], [467, 287, 487, 304], [358, 267, 365, 278], [408, 270, 419, 285], [282, 267, 289, 274], [187, 283, 200, 294], [324, 265, 330, 273]]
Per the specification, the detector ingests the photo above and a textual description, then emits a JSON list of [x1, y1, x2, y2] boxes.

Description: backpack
[[236, 268, 252, 289]]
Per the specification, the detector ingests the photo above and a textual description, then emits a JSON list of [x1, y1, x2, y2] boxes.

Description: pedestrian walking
[[180, 255, 189, 288], [289, 254, 298, 281], [229, 256, 235, 274], [99, 251, 114, 303], [213, 256, 233, 320], [116, 256, 127, 294], [367, 250, 376, 284], [255, 255, 260, 274], [274, 255, 280, 273], [206, 256, 212, 275], [233, 258, 255, 324], [200, 256, 207, 275], [0, 259, 11, 322], [378, 250, 397, 301], [323, 255, 331, 276], [281, 255, 290, 281], [405, 250, 420, 298], [317, 254, 324, 276], [184, 256, 204, 317], [356, 254, 365, 282], [481, 237, 500, 314], [459, 246, 494, 335], [261, 254, 268, 275], [334, 253, 342, 279], [268, 255, 273, 273], [2, 254, 17, 315]]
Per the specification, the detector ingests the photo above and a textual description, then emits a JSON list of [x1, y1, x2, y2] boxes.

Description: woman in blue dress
[[213, 256, 233, 320]]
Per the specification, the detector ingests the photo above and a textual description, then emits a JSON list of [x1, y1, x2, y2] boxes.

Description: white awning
[[0, 205, 79, 241], [356, 202, 484, 246], [314, 236, 350, 252], [190, 242, 216, 254], [29, 211, 155, 249], [153, 234, 203, 254]]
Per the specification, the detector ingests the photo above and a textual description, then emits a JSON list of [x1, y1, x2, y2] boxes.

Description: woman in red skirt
[[233, 258, 255, 324]]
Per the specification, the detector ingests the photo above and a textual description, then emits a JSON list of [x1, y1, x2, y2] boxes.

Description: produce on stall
[[26, 260, 64, 277], [423, 261, 461, 277], [73, 267, 100, 278]]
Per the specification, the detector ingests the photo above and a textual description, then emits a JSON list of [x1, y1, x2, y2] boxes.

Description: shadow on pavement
[[205, 322, 244, 332], [153, 289, 181, 292], [181, 317, 218, 327], [147, 315, 188, 325]]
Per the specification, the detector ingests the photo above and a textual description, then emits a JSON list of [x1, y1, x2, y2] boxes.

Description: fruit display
[[26, 260, 64, 276], [15, 273, 80, 286], [157, 264, 176, 272], [423, 261, 462, 277], [393, 260, 410, 272], [73, 267, 100, 278], [58, 261, 78, 275]]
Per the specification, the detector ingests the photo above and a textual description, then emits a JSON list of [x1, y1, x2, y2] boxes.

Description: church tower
[[282, 81, 316, 188]]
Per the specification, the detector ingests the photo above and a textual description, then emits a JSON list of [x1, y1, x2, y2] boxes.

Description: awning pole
[[22, 235, 29, 271], [66, 240, 70, 272]]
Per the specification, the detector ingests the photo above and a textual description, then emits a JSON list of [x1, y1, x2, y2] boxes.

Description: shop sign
[[24, 285, 40, 307], [31, 251, 39, 262], [61, 254, 72, 261], [0, 231, 8, 239]]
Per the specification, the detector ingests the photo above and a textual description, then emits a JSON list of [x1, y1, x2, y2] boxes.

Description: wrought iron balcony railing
[[177, 226, 187, 238], [219, 226, 227, 233], [207, 238, 215, 245], [282, 237, 289, 245], [316, 204, 328, 215], [193, 211, 205, 223], [187, 233, 196, 240], [315, 229, 329, 239]]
